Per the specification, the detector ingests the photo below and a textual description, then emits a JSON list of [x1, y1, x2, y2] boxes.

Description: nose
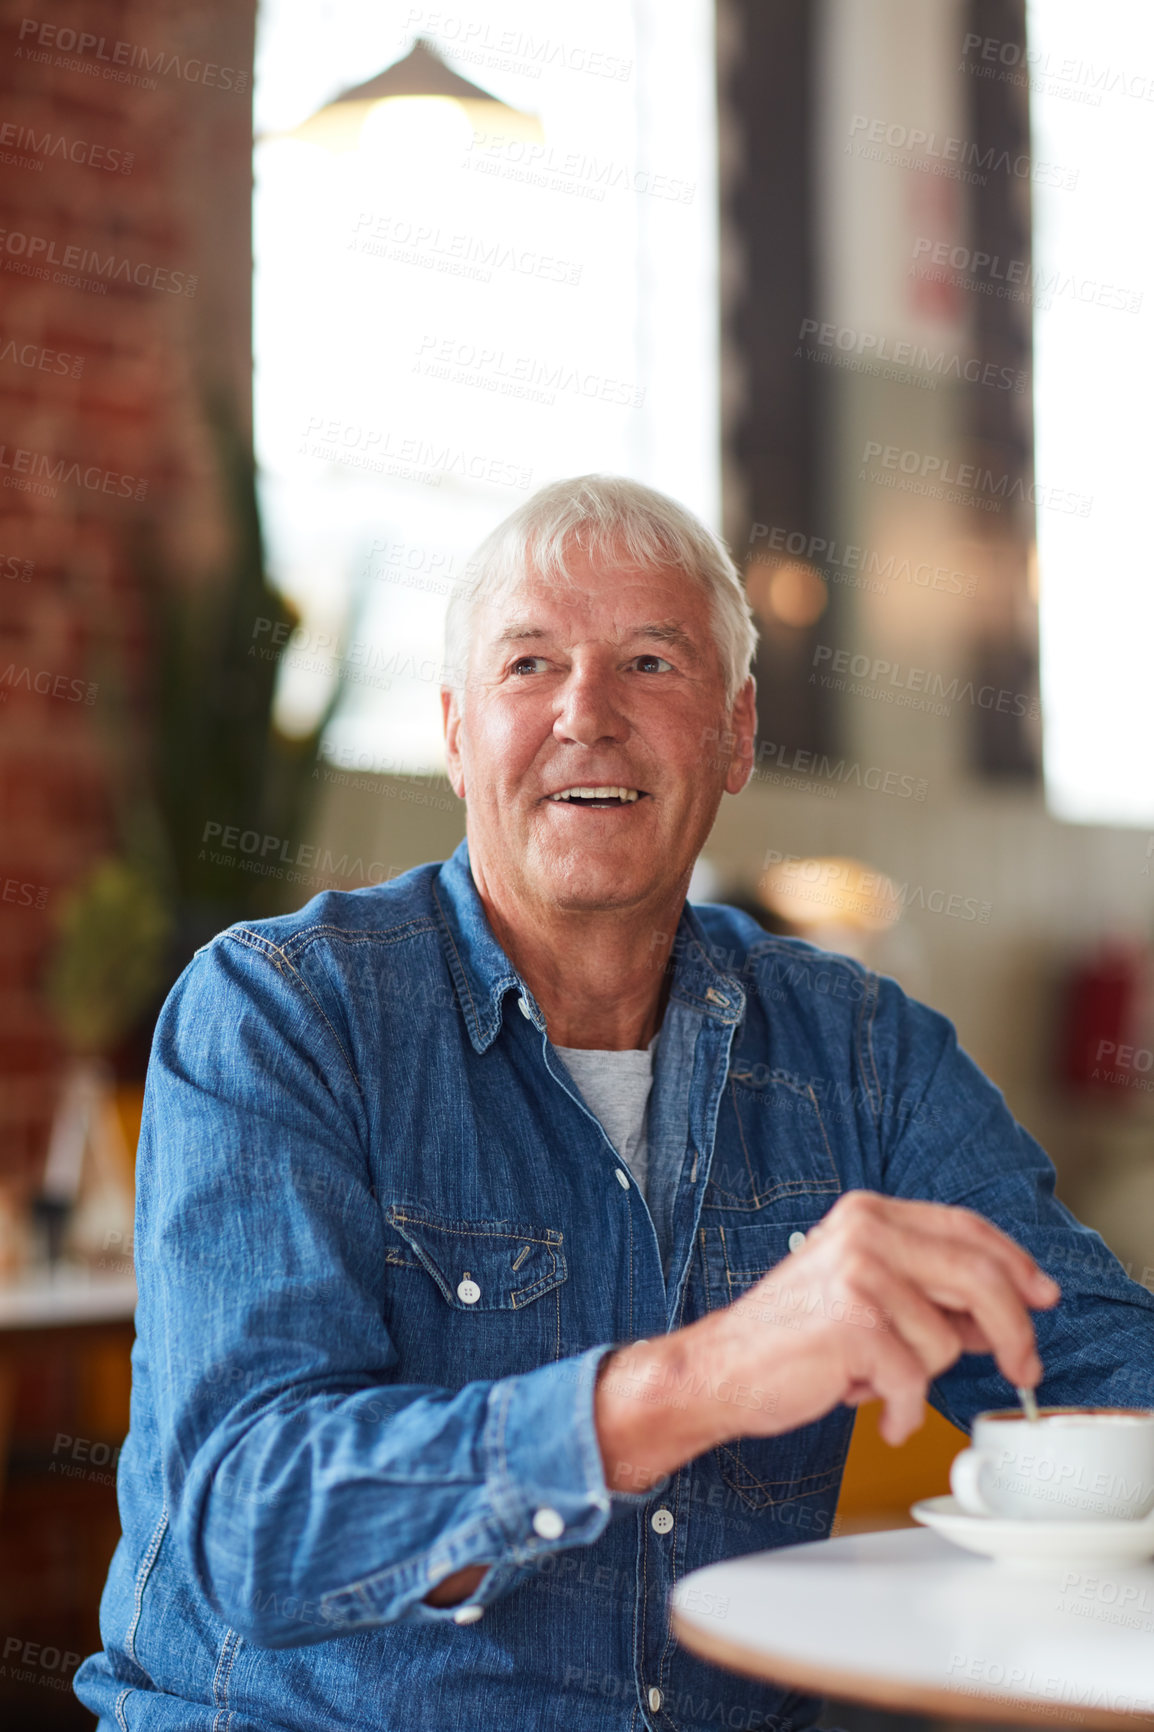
[[552, 660, 629, 748]]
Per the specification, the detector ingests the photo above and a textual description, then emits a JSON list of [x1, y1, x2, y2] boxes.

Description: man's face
[[441, 548, 755, 920]]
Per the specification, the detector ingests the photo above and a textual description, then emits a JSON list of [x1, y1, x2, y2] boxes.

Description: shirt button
[[651, 1507, 674, 1534], [452, 1604, 483, 1624], [532, 1507, 565, 1540], [517, 995, 531, 1018], [457, 1278, 481, 1304], [614, 1169, 630, 1189], [648, 1686, 663, 1712], [788, 1230, 806, 1252]]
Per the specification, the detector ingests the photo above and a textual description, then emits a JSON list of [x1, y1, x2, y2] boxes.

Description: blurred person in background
[[77, 477, 1154, 1732]]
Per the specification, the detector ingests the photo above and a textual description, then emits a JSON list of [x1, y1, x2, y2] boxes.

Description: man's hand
[[594, 1191, 1060, 1492]]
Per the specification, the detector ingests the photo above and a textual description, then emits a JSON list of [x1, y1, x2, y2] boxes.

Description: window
[[254, 0, 719, 771], [1029, 0, 1154, 825]]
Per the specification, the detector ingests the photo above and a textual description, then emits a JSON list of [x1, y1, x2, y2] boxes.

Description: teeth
[[549, 786, 641, 802]]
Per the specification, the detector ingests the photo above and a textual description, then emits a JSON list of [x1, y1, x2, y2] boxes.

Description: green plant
[[44, 859, 172, 1055], [149, 396, 339, 914], [44, 394, 341, 1055]]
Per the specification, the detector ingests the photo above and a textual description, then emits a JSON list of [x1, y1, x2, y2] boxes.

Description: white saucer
[[911, 1495, 1154, 1566]]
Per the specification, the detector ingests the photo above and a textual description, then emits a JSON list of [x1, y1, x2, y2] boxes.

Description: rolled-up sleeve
[[860, 975, 1154, 1427], [137, 931, 644, 1648]]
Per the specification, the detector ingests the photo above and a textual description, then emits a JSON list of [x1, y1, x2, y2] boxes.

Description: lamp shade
[[271, 37, 540, 152]]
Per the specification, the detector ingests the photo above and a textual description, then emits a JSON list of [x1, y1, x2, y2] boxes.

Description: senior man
[[79, 476, 1154, 1732]]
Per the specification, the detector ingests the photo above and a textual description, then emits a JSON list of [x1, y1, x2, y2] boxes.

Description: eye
[[510, 655, 549, 676], [632, 654, 674, 673]]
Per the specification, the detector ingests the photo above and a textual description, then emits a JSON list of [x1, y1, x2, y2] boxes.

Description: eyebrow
[[492, 624, 548, 647], [491, 620, 703, 663]]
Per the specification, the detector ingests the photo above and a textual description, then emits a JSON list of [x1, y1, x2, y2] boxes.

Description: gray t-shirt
[[554, 1035, 660, 1198]]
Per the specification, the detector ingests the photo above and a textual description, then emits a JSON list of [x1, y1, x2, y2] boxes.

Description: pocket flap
[[384, 1205, 567, 1311], [708, 1071, 842, 1210]]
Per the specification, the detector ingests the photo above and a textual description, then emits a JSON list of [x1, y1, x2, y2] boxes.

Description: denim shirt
[[76, 839, 1154, 1732]]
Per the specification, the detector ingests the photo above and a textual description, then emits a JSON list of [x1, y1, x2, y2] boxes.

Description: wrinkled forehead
[[473, 559, 714, 650]]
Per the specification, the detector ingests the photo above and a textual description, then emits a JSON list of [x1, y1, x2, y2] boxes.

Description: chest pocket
[[705, 1069, 842, 1212], [381, 1205, 568, 1383]]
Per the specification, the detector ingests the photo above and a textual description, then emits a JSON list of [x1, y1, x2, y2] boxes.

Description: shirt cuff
[[484, 1344, 659, 1561], [321, 1346, 656, 1630]]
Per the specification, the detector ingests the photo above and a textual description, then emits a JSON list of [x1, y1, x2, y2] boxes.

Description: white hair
[[442, 474, 758, 706]]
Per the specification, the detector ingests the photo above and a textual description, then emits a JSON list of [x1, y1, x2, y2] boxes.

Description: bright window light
[[1029, 1, 1154, 825], [253, 0, 719, 772]]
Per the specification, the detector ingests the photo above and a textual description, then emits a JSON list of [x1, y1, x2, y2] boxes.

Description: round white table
[[670, 1526, 1154, 1728]]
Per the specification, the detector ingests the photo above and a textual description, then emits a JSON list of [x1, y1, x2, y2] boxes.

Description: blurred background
[[0, 0, 1152, 1724]]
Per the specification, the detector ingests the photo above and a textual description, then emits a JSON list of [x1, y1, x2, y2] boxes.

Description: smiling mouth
[[545, 785, 648, 808]]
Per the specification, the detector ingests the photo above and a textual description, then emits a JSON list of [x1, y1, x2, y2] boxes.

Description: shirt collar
[[432, 838, 746, 1054]]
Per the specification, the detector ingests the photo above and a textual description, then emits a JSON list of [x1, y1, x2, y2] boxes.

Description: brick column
[[0, 0, 255, 1182]]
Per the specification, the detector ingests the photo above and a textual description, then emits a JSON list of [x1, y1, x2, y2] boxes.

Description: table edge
[[671, 1608, 1154, 1731]]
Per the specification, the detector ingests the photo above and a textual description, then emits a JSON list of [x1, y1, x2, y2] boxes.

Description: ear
[[441, 687, 466, 800], [724, 677, 758, 796]]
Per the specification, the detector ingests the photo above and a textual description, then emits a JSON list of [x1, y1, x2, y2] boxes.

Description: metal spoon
[[1016, 1385, 1040, 1422]]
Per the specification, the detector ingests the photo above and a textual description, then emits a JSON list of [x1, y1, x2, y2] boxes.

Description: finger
[[942, 1310, 992, 1355], [906, 1242, 1043, 1388], [844, 1256, 966, 1382], [943, 1311, 1046, 1389], [853, 1195, 1060, 1309], [829, 1201, 1055, 1362], [842, 1382, 875, 1406], [775, 1308, 930, 1440], [919, 1211, 1060, 1309], [851, 1324, 930, 1446], [810, 1201, 1053, 1389], [879, 1390, 926, 1447], [813, 1203, 1047, 1389], [823, 1192, 1056, 1306]]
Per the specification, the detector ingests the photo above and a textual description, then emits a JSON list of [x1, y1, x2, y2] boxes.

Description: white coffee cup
[[950, 1408, 1154, 1522]]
